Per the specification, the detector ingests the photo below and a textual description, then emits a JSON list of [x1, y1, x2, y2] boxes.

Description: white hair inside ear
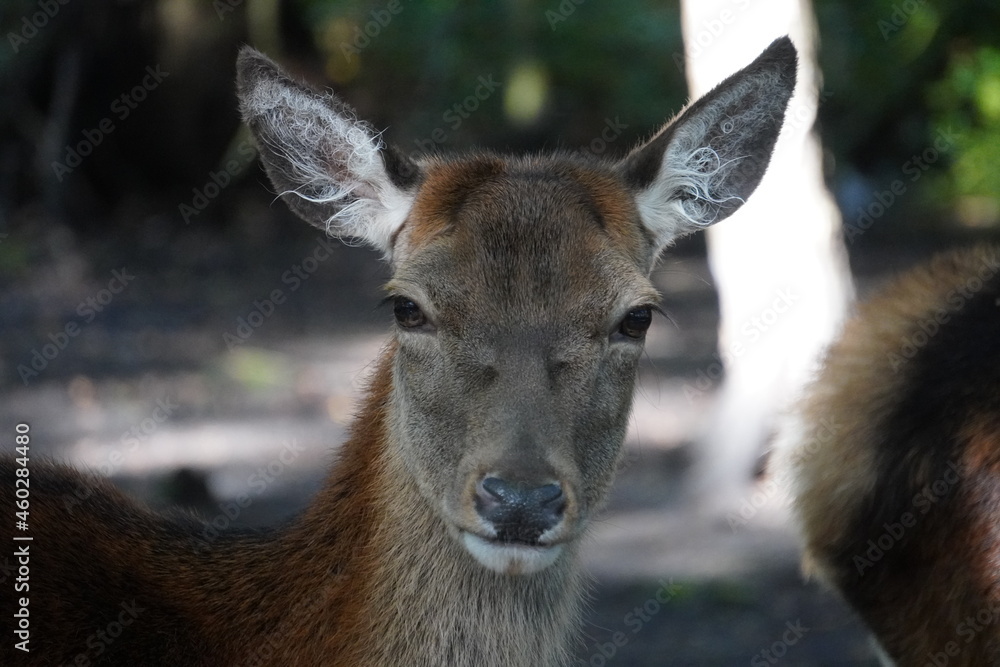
[[617, 37, 797, 257], [237, 47, 420, 258]]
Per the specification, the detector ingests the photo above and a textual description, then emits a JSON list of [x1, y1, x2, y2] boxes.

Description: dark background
[[2, 1, 999, 664], [4, 0, 1000, 244]]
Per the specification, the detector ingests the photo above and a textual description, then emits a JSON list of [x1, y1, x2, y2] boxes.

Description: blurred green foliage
[[814, 0, 1000, 232], [928, 45, 1000, 220], [295, 0, 687, 154], [295, 0, 1000, 234]]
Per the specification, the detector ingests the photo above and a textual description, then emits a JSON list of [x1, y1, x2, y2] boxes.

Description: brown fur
[[1, 354, 393, 666], [785, 245, 1000, 664]]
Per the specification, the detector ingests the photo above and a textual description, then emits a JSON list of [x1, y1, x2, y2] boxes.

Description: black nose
[[475, 476, 565, 544]]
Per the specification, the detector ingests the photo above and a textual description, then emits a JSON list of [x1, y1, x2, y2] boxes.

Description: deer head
[[236, 38, 796, 575]]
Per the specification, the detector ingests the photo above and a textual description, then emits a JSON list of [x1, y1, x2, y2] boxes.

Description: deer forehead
[[391, 156, 657, 323]]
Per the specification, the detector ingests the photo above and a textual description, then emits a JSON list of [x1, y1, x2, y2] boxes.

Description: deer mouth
[[460, 531, 564, 575]]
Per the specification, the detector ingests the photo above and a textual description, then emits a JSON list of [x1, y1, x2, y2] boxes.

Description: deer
[[1, 38, 796, 666], [781, 245, 1000, 665]]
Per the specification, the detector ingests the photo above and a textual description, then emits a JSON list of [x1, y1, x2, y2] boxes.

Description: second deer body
[[1, 39, 796, 666], [784, 245, 1000, 665]]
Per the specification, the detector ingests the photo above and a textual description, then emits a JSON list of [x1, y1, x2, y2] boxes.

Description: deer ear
[[236, 47, 421, 256], [617, 36, 797, 256]]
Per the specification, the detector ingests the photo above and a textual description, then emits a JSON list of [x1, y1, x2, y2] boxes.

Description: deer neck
[[280, 343, 585, 667]]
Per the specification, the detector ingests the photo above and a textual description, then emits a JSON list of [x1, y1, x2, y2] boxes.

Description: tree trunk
[[680, 0, 855, 511]]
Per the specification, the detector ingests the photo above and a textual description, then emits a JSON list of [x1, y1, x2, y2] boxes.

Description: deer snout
[[474, 476, 565, 544], [461, 472, 571, 575]]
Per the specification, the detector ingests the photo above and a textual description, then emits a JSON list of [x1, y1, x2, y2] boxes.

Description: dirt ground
[[0, 221, 905, 665]]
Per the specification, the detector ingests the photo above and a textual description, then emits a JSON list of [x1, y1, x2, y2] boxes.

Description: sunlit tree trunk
[[680, 0, 854, 511]]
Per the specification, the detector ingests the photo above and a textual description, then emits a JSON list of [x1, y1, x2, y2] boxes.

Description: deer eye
[[618, 306, 653, 339], [393, 297, 427, 329]]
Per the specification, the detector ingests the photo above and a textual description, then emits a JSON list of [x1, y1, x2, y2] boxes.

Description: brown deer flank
[[783, 245, 1000, 665]]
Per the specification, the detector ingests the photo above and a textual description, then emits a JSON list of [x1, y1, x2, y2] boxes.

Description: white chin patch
[[462, 533, 563, 575]]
